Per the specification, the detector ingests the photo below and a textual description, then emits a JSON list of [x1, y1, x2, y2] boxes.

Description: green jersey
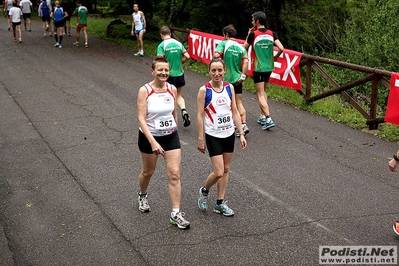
[[157, 38, 186, 77], [251, 29, 275, 72], [74, 6, 87, 24], [215, 39, 247, 83]]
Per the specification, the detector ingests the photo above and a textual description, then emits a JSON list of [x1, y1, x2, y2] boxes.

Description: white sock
[[171, 208, 180, 217]]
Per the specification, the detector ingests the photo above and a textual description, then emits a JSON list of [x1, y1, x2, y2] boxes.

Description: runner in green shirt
[[157, 26, 191, 127], [244, 11, 284, 131], [214, 24, 249, 136], [73, 0, 88, 47]]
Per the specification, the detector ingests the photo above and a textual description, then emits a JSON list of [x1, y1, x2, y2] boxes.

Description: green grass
[[87, 17, 399, 143]]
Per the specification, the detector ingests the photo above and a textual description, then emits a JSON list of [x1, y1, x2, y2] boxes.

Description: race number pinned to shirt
[[212, 113, 233, 131], [154, 115, 176, 134]]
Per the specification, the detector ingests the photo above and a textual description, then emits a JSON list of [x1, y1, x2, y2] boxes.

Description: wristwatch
[[394, 154, 399, 161]]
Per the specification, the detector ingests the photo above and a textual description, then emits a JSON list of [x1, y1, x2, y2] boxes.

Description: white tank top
[[140, 82, 177, 136], [203, 81, 235, 138], [132, 11, 144, 31]]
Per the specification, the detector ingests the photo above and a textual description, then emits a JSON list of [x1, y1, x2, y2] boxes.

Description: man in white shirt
[[19, 0, 32, 31]]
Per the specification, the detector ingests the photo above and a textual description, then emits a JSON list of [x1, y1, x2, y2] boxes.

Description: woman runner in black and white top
[[136, 57, 190, 230]]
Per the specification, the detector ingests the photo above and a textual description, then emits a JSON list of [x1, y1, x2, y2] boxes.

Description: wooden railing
[[170, 26, 391, 130], [300, 54, 391, 130]]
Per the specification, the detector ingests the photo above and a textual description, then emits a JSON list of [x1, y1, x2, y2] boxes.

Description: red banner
[[385, 72, 399, 125], [188, 30, 303, 90]]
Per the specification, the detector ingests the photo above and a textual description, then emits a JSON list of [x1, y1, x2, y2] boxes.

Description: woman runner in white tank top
[[136, 58, 190, 230]]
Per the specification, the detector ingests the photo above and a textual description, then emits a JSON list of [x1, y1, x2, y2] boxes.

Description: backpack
[[41, 1, 49, 17], [53, 7, 64, 22]]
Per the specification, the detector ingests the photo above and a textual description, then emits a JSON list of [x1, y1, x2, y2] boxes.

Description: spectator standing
[[157, 26, 191, 127], [131, 3, 146, 56]]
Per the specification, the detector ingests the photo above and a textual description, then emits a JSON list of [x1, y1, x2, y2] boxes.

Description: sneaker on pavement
[[182, 110, 191, 127], [170, 212, 190, 229], [139, 51, 144, 57], [257, 116, 266, 125], [85, 42, 88, 48], [18, 38, 22, 43], [134, 51, 141, 56], [213, 200, 234, 216], [59, 44, 62, 48], [198, 187, 208, 211], [243, 124, 250, 135], [73, 41, 79, 46], [137, 193, 151, 213], [261, 119, 275, 130], [393, 221, 399, 236], [236, 124, 249, 137], [54, 42, 59, 47]]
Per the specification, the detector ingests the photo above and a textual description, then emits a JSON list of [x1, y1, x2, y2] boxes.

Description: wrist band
[[240, 74, 246, 80], [394, 155, 399, 161]]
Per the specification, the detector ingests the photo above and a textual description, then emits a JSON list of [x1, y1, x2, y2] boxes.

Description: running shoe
[[73, 41, 79, 47], [170, 212, 190, 229], [257, 116, 266, 125], [261, 119, 275, 130], [182, 110, 191, 127], [236, 124, 250, 137], [54, 42, 59, 47], [198, 187, 208, 211], [13, 37, 16, 42], [393, 221, 399, 236], [139, 51, 144, 57], [137, 193, 151, 213], [18, 38, 22, 43], [59, 44, 62, 48], [85, 42, 88, 48], [213, 200, 234, 216], [243, 124, 250, 135], [134, 51, 141, 56]]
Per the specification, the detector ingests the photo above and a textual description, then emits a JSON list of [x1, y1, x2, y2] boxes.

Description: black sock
[[201, 187, 209, 195], [216, 199, 224, 205], [59, 36, 63, 44], [138, 192, 147, 197], [55, 35, 58, 42]]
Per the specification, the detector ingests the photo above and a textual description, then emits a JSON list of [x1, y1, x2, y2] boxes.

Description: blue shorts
[[135, 29, 144, 35]]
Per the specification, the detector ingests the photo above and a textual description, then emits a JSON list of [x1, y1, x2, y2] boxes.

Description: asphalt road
[[1, 18, 399, 266]]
